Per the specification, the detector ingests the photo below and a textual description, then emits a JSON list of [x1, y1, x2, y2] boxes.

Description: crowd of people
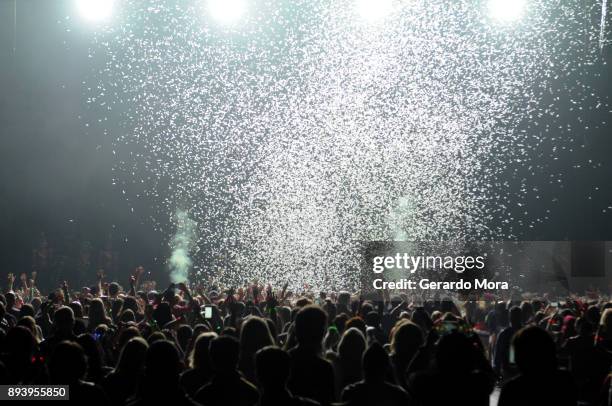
[[0, 269, 612, 406]]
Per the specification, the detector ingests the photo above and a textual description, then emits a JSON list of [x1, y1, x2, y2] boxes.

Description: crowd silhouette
[[1, 270, 612, 406]]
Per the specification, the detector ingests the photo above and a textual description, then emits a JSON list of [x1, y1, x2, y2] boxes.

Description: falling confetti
[[85, 0, 609, 289]]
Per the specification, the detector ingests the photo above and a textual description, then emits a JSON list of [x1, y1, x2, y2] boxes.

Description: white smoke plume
[[168, 209, 197, 284]]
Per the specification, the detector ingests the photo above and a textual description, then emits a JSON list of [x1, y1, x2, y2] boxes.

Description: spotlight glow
[[488, 0, 527, 23], [356, 0, 394, 23], [208, 0, 247, 24], [75, 0, 114, 21]]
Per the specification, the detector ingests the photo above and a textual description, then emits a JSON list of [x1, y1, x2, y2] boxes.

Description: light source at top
[[488, 0, 526, 23], [208, 0, 247, 24], [75, 0, 115, 21], [356, 0, 394, 23]]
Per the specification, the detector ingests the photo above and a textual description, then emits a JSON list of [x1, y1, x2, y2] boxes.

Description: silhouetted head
[[177, 324, 193, 352], [88, 298, 109, 328], [5, 326, 35, 367], [513, 326, 557, 374], [107, 282, 119, 297], [435, 332, 475, 373], [255, 346, 289, 391], [145, 340, 181, 383], [68, 301, 83, 318], [363, 343, 389, 382], [210, 335, 239, 373], [338, 327, 366, 362], [19, 303, 34, 319], [345, 316, 367, 337], [116, 337, 148, 374], [294, 305, 327, 349], [390, 321, 423, 363], [509, 306, 523, 328], [240, 316, 275, 359], [365, 311, 381, 328], [5, 292, 15, 308], [53, 306, 75, 334], [189, 332, 217, 369], [16, 316, 38, 341], [49, 341, 87, 384], [77, 333, 104, 376]]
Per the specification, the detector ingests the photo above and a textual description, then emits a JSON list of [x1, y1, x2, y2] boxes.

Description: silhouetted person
[[287, 305, 335, 405], [1, 326, 37, 384], [409, 331, 494, 406], [341, 343, 411, 406], [128, 340, 199, 405], [255, 346, 320, 406], [40, 306, 77, 357], [180, 332, 217, 398], [329, 327, 366, 398], [389, 321, 423, 390], [48, 341, 109, 405], [563, 318, 611, 405], [194, 335, 258, 406], [498, 326, 578, 406], [239, 316, 275, 383], [102, 337, 148, 405], [493, 306, 523, 379]]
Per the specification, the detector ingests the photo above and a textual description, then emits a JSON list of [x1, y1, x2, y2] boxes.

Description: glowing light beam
[[208, 0, 247, 24], [75, 0, 114, 21], [488, 0, 527, 24]]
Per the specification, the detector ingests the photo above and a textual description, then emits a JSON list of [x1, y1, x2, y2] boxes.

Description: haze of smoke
[[169, 209, 197, 284]]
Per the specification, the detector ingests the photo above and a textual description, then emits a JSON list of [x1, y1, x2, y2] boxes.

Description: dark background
[[1, 0, 611, 289]]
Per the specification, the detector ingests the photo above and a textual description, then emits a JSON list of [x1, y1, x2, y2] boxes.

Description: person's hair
[[210, 335, 240, 372], [145, 340, 181, 381], [177, 324, 193, 352], [240, 317, 275, 363], [117, 326, 141, 351], [390, 320, 423, 361], [255, 346, 289, 389], [5, 326, 36, 363], [362, 343, 389, 381], [435, 331, 476, 373], [119, 309, 135, 323], [19, 303, 34, 319], [345, 316, 366, 337], [294, 305, 328, 349], [53, 306, 75, 331], [116, 337, 148, 374], [88, 298, 109, 329], [513, 326, 557, 374], [338, 327, 366, 362], [16, 316, 40, 342], [188, 332, 217, 369], [68, 301, 84, 318], [108, 282, 120, 296], [49, 341, 87, 384], [77, 333, 105, 377]]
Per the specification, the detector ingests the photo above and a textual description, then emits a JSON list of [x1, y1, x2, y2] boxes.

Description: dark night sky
[[1, 0, 611, 287]]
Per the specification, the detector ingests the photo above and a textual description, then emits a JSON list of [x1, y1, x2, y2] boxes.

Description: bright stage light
[[208, 0, 247, 24], [356, 0, 394, 23], [488, 0, 526, 23], [75, 0, 115, 21]]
